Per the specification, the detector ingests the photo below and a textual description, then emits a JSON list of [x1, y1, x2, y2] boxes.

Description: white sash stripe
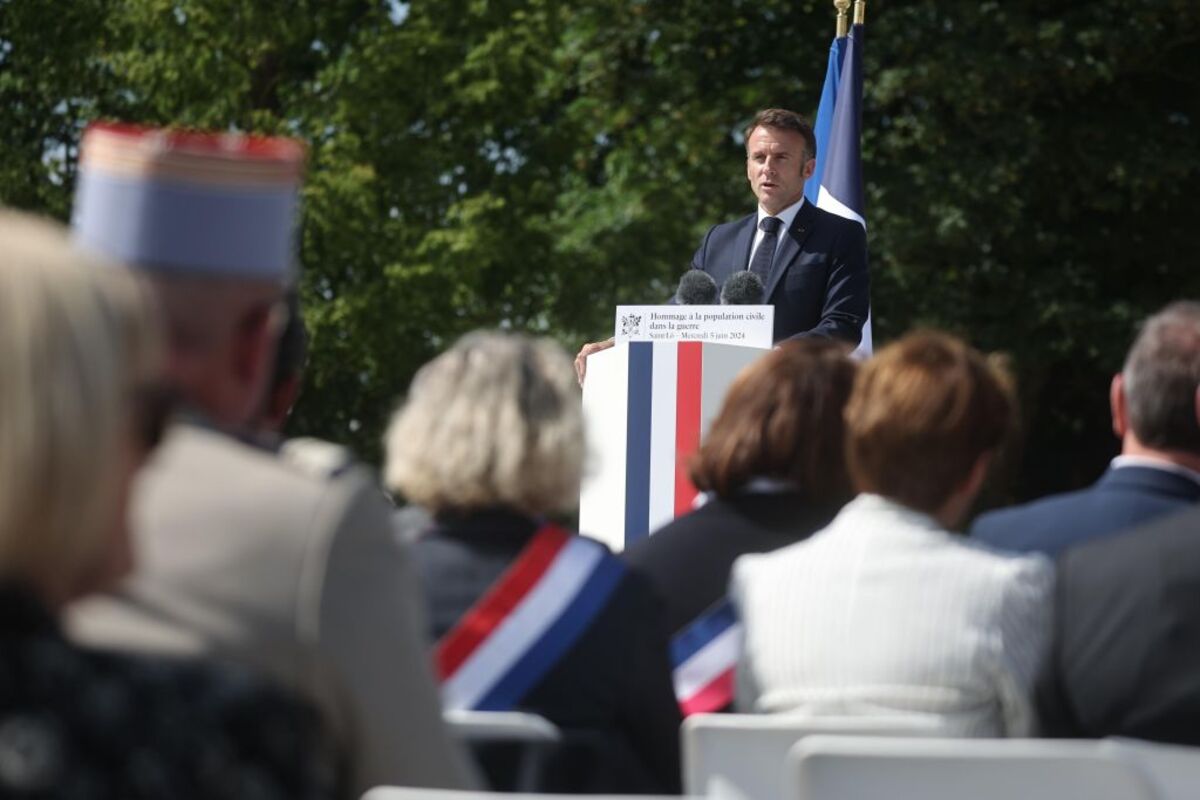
[[442, 539, 604, 710], [674, 622, 744, 700], [647, 341, 679, 534]]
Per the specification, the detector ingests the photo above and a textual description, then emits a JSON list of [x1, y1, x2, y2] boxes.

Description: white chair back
[[1103, 738, 1200, 800], [362, 790, 685, 800], [682, 713, 941, 800], [441, 710, 561, 744], [788, 736, 1158, 800]]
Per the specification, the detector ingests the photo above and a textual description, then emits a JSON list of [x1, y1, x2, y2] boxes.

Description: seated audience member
[[384, 331, 682, 795], [1038, 502, 1200, 742], [624, 340, 857, 714], [972, 302, 1200, 556], [732, 331, 1052, 737], [67, 123, 471, 797], [0, 211, 335, 798]]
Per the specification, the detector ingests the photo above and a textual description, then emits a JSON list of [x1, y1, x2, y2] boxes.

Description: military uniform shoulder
[[279, 436, 356, 480], [162, 423, 363, 493]]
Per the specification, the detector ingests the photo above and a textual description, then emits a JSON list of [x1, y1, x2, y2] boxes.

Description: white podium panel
[[579, 340, 766, 552]]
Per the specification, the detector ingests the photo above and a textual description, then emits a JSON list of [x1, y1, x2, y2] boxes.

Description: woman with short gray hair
[[385, 331, 682, 794]]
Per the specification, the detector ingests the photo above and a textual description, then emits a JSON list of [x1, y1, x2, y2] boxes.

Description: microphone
[[675, 270, 719, 305], [721, 271, 765, 305]]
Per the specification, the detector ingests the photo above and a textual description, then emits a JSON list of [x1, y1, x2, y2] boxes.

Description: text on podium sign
[[614, 305, 775, 349]]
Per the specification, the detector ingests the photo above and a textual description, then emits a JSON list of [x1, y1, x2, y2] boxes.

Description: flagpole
[[853, 0, 866, 25], [835, 0, 850, 37]]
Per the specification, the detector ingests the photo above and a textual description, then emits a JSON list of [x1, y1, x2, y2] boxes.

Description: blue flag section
[[805, 35, 847, 206], [817, 23, 865, 225], [815, 23, 872, 354]]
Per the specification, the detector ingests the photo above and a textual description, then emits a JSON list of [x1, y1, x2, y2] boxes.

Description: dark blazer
[[413, 509, 682, 795], [970, 465, 1200, 557], [623, 490, 842, 635], [690, 201, 869, 344], [1036, 506, 1200, 743]]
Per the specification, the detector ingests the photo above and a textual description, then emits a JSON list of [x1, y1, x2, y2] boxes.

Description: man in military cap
[[68, 123, 472, 797]]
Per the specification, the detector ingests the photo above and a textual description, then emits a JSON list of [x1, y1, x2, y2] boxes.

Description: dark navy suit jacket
[[1036, 505, 1200, 743], [970, 465, 1200, 557], [690, 201, 869, 344]]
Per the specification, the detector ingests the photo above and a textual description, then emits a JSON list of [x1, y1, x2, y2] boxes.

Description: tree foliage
[[3, 0, 1198, 496]]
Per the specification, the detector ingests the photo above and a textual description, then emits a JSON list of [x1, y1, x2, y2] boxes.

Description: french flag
[[671, 600, 744, 716], [436, 525, 625, 711]]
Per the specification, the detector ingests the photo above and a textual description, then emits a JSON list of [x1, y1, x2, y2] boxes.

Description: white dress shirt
[[731, 493, 1053, 737], [747, 197, 806, 269]]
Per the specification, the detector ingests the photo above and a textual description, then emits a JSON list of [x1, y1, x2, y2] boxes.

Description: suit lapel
[[732, 215, 756, 282], [764, 202, 818, 301]]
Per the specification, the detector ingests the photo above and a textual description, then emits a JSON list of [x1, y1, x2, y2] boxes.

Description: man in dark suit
[[690, 108, 868, 344], [971, 301, 1200, 556], [1037, 502, 1200, 742], [574, 108, 868, 382]]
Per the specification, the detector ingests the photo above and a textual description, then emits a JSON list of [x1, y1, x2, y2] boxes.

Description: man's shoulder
[[155, 423, 376, 508], [971, 484, 1104, 552], [704, 212, 757, 240]]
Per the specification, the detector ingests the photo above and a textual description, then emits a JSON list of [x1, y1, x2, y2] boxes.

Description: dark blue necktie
[[748, 216, 782, 283]]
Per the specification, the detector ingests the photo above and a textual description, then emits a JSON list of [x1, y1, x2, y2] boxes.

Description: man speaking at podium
[[575, 108, 868, 383]]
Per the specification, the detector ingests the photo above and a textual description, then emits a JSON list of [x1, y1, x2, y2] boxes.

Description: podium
[[579, 340, 767, 552]]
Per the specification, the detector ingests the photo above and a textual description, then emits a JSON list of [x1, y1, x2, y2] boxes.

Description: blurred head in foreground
[[690, 339, 857, 505], [71, 122, 305, 431], [384, 331, 584, 518], [845, 330, 1015, 528], [0, 211, 162, 606]]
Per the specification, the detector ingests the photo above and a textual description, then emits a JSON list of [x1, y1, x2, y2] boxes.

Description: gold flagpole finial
[[853, 0, 866, 26], [834, 0, 851, 37]]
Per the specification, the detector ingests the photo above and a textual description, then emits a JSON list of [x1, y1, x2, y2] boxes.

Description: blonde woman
[[385, 331, 681, 794], [0, 211, 335, 799]]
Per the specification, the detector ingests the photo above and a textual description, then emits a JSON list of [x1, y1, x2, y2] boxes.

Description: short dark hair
[[690, 339, 857, 503], [1122, 301, 1200, 454], [845, 331, 1015, 515], [743, 109, 817, 161]]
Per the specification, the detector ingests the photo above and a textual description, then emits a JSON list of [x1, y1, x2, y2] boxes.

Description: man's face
[[745, 125, 815, 216]]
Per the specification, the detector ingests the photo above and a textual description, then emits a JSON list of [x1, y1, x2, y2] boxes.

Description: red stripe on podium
[[674, 341, 702, 516]]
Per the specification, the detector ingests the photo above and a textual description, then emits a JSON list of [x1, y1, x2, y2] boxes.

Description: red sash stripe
[[434, 525, 570, 680]]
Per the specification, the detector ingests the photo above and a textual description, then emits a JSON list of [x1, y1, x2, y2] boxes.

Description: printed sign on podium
[[579, 339, 767, 552], [615, 305, 774, 348]]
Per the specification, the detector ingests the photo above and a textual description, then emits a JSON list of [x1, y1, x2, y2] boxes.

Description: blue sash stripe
[[670, 598, 738, 668], [623, 342, 654, 546], [476, 551, 627, 711]]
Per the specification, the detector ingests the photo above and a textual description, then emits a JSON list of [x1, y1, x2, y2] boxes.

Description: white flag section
[[814, 22, 872, 356]]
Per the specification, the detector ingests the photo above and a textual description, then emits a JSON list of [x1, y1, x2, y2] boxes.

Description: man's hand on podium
[[575, 337, 615, 385]]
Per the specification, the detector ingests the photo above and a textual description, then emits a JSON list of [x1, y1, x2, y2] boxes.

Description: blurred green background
[[3, 0, 1198, 505]]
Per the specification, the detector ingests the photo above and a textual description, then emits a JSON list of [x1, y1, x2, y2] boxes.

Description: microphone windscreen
[[676, 269, 719, 305], [721, 271, 766, 305]]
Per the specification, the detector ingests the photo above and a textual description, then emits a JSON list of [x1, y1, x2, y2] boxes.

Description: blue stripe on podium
[[623, 342, 654, 545]]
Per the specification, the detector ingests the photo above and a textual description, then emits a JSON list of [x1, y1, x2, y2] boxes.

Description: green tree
[[3, 0, 1198, 496]]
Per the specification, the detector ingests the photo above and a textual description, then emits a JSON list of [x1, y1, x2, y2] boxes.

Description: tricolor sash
[[671, 599, 744, 716], [435, 524, 625, 711]]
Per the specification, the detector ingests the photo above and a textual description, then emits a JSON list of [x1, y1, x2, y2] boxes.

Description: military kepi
[[72, 122, 306, 279]]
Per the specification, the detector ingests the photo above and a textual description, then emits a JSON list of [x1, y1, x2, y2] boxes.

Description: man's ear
[[802, 157, 816, 181], [1110, 373, 1128, 439], [230, 303, 281, 425]]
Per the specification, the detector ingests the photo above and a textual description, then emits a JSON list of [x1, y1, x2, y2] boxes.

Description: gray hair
[[0, 211, 158, 598], [1122, 301, 1200, 454], [384, 331, 584, 516]]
